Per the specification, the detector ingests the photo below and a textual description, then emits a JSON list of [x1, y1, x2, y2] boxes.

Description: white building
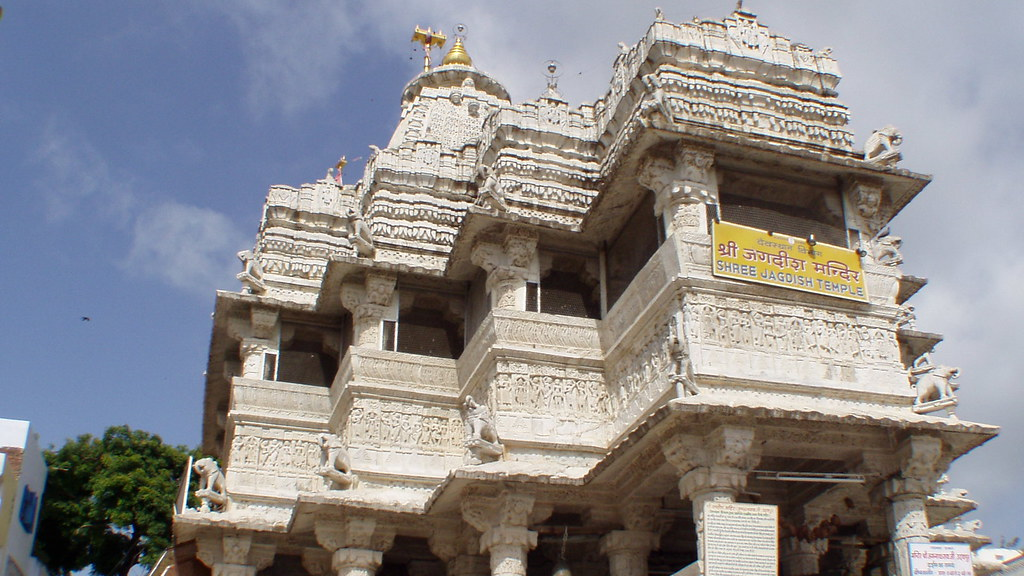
[[173, 8, 999, 576], [0, 420, 48, 576]]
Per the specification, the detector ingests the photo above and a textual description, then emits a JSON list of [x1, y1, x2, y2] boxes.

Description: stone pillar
[[341, 272, 397, 348], [315, 516, 395, 576], [600, 499, 660, 576], [196, 531, 276, 576], [462, 491, 547, 576], [883, 436, 943, 576], [780, 537, 828, 576], [637, 143, 718, 237], [662, 426, 760, 574], [229, 307, 279, 379], [601, 531, 659, 576], [470, 228, 538, 310], [430, 524, 489, 576]]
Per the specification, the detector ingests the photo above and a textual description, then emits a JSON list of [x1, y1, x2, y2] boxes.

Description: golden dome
[[442, 38, 473, 67]]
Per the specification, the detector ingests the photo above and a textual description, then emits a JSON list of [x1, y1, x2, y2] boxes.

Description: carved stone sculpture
[[463, 396, 503, 464], [236, 250, 267, 294], [317, 434, 358, 490], [640, 74, 674, 123], [896, 304, 916, 330], [867, 229, 903, 266], [668, 326, 700, 398], [194, 457, 229, 512], [474, 165, 509, 213], [910, 358, 960, 414], [864, 125, 903, 166], [346, 209, 375, 257]]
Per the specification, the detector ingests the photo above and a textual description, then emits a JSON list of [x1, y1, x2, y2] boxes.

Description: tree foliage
[[34, 426, 196, 576]]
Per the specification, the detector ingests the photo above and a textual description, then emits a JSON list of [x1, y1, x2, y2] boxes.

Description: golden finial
[[443, 38, 472, 67], [411, 26, 447, 72], [442, 24, 472, 67]]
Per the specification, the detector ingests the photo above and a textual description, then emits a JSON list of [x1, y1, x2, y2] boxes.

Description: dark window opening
[[716, 173, 847, 246], [540, 269, 600, 319], [393, 292, 465, 359], [276, 323, 340, 387], [606, 190, 660, 308]]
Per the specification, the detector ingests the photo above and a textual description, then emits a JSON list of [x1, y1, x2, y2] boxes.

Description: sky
[[2, 0, 1021, 545]]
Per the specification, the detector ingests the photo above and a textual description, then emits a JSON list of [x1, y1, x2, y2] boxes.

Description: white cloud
[[123, 201, 248, 297], [32, 122, 248, 298], [33, 120, 136, 224], [207, 0, 361, 116]]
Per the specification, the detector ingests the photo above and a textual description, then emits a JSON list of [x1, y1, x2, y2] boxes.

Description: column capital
[[196, 531, 275, 574], [780, 537, 829, 576], [662, 426, 760, 500], [301, 547, 332, 576], [332, 549, 383, 574], [340, 272, 397, 312], [315, 516, 395, 553], [600, 530, 660, 556], [886, 435, 944, 498], [479, 526, 537, 553]]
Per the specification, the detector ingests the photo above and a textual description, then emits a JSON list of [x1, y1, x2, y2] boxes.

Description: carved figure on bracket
[[668, 323, 700, 398], [854, 184, 882, 220], [236, 250, 267, 294], [864, 228, 903, 266], [473, 165, 509, 213], [910, 356, 960, 415], [896, 304, 916, 330], [316, 434, 358, 490], [640, 73, 674, 123], [193, 457, 229, 512], [864, 125, 903, 167], [463, 396, 503, 464], [346, 208, 375, 257]]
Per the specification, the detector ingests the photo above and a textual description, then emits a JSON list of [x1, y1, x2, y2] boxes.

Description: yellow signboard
[[712, 221, 868, 302]]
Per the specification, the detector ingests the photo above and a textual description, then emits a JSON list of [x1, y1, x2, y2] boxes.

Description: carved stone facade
[[177, 8, 998, 576]]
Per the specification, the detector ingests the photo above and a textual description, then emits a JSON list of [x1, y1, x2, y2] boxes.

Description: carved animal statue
[[193, 457, 228, 511], [463, 396, 498, 444], [864, 125, 903, 165], [194, 457, 225, 493], [319, 434, 352, 476], [317, 434, 357, 489], [236, 249, 267, 294], [910, 365, 960, 405], [869, 232, 903, 266]]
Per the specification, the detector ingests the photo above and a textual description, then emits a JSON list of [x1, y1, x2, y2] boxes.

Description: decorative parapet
[[230, 377, 331, 424], [333, 347, 460, 397], [600, 10, 853, 155]]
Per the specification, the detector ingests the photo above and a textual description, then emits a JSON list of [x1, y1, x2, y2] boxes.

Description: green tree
[[34, 426, 196, 576]]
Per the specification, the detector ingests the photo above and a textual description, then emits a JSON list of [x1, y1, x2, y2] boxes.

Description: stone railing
[[333, 347, 459, 402], [230, 377, 331, 424]]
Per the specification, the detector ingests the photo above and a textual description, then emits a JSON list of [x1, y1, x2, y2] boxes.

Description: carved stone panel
[[684, 293, 907, 395]]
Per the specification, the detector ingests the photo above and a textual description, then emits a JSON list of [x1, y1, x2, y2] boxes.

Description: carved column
[[462, 491, 545, 576], [600, 500, 660, 576], [780, 537, 828, 576], [471, 228, 537, 311], [196, 531, 276, 576], [638, 143, 718, 237], [882, 436, 943, 576], [315, 516, 395, 576], [341, 272, 397, 348], [229, 307, 279, 379], [662, 426, 760, 573], [429, 523, 489, 576]]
